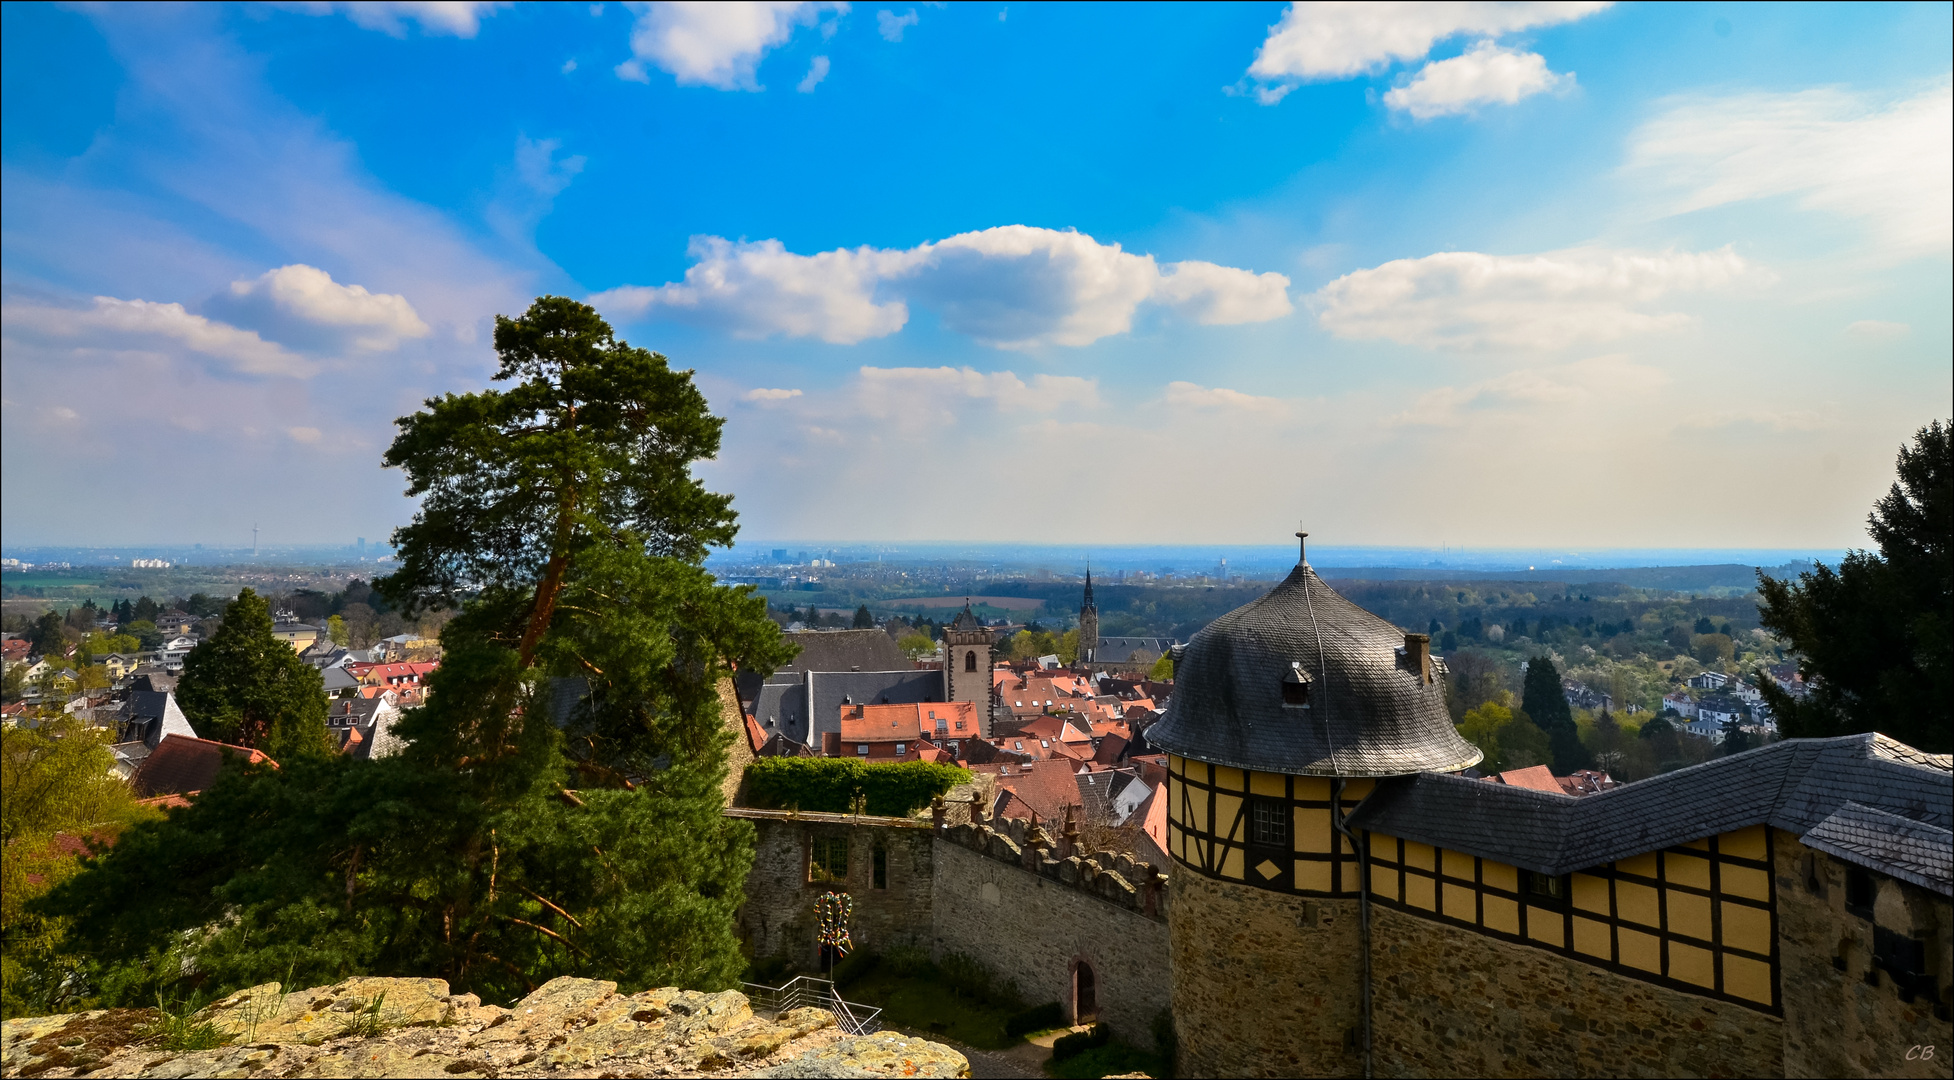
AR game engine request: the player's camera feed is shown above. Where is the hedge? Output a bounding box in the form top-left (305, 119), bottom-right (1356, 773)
top-left (743, 757), bottom-right (969, 817)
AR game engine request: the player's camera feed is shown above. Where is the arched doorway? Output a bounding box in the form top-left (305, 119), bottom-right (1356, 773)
top-left (1072, 959), bottom-right (1097, 1023)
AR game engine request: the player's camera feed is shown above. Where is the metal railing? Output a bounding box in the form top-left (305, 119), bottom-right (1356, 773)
top-left (741, 975), bottom-right (883, 1035)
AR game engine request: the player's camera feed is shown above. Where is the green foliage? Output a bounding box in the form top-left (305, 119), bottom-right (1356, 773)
top-left (742, 757), bottom-right (969, 817)
top-left (897, 633), bottom-right (936, 661)
top-left (1006, 1001), bottom-right (1067, 1037)
top-left (1758, 420), bottom-right (1950, 752)
top-left (40, 298), bottom-right (788, 1012)
top-left (1521, 656), bottom-right (1588, 773)
top-left (1455, 701), bottom-right (1552, 774)
top-left (852, 605), bottom-right (875, 629)
top-left (326, 615), bottom-right (349, 647)
top-left (141, 992), bottom-right (232, 1052)
top-left (176, 589), bottom-right (334, 761)
top-left (30, 610), bottom-right (68, 657)
top-left (1148, 651), bottom-right (1173, 681)
top-left (1, 717), bottom-right (158, 1018)
top-left (1690, 633), bottom-right (1735, 664)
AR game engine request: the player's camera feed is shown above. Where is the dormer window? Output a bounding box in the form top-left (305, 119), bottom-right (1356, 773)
top-left (1282, 661), bottom-right (1312, 708)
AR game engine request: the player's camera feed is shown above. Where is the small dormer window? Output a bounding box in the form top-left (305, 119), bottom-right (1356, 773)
top-left (1282, 661), bottom-right (1312, 708)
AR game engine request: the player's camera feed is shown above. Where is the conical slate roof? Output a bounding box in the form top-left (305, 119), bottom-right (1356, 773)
top-left (1148, 562), bottom-right (1482, 777)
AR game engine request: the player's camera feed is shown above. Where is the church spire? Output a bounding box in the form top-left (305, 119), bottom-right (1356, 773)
top-left (1082, 559), bottom-right (1096, 613)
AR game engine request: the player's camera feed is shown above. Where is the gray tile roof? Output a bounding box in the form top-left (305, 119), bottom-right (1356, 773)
top-left (734, 629), bottom-right (908, 702)
top-left (1093, 637), bottom-right (1172, 665)
top-left (1346, 734), bottom-right (1953, 893)
top-left (751, 669), bottom-right (946, 747)
top-left (1147, 563), bottom-right (1482, 777)
top-left (1802, 801), bottom-right (1953, 895)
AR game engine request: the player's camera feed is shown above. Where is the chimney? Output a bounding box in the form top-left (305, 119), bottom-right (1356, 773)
top-left (1404, 633), bottom-right (1432, 684)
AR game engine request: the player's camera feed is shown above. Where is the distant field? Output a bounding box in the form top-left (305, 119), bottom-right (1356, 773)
top-left (890, 595), bottom-right (1048, 611)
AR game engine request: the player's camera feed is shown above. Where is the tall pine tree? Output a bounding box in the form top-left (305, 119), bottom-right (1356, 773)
top-left (176, 589), bottom-right (334, 761)
top-left (1521, 655), bottom-right (1589, 774)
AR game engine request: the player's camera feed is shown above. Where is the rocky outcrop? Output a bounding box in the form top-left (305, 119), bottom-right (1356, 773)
top-left (0, 976), bottom-right (967, 1079)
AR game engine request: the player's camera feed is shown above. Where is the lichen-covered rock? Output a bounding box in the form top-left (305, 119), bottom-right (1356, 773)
top-left (3, 979), bottom-right (965, 1078)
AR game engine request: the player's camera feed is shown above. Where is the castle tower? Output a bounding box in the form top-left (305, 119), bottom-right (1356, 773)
top-left (942, 602), bottom-right (995, 734)
top-left (1077, 563), bottom-right (1098, 669)
top-left (1145, 533), bottom-right (1481, 1077)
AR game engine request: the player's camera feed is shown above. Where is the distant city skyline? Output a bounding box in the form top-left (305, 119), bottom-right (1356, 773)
top-left (3, 3), bottom-right (1948, 548)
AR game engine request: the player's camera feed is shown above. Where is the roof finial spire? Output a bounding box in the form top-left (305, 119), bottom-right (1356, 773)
top-left (1295, 529), bottom-right (1308, 566)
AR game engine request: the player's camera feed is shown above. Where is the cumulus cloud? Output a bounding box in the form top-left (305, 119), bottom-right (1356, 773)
top-left (1627, 81), bottom-right (1954, 257)
top-left (615, 1), bottom-right (844, 90)
top-left (287, 1), bottom-right (510, 38)
top-left (1311, 246), bottom-right (1755, 351)
top-left (742, 387), bottom-right (804, 402)
top-left (797, 55), bottom-right (831, 92)
top-left (877, 8), bottom-right (918, 41)
top-left (515, 136), bottom-right (587, 198)
top-left (217, 264), bottom-right (431, 351)
top-left (1245, 1), bottom-right (1607, 102)
top-left (594, 226), bottom-right (1291, 349)
top-left (2, 296), bottom-right (315, 378)
top-left (1383, 41), bottom-right (1570, 119)
top-left (1164, 381), bottom-right (1289, 417)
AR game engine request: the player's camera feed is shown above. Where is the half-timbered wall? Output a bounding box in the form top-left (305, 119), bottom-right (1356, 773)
top-left (1165, 753), bottom-right (1373, 894)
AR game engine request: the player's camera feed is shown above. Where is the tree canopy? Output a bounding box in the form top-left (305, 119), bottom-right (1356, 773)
top-left (176, 588), bottom-right (334, 760)
top-left (1758, 420), bottom-right (1951, 752)
top-left (1521, 655), bottom-right (1589, 773)
top-left (40, 298), bottom-right (791, 1013)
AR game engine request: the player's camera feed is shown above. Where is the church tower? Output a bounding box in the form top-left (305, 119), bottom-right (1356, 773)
top-left (942, 602), bottom-right (995, 734)
top-left (1077, 564), bottom-right (1099, 668)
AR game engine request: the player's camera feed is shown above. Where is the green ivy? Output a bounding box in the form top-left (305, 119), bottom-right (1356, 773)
top-left (743, 758), bottom-right (968, 817)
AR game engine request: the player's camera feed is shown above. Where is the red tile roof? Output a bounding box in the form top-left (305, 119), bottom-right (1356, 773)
top-left (993, 760), bottom-right (1085, 823)
top-left (1496, 765), bottom-right (1561, 793)
top-left (130, 734), bottom-right (277, 799)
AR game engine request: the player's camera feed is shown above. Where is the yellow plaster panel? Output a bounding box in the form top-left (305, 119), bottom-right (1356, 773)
top-left (1339, 830), bottom-right (1353, 856)
top-left (1721, 825), bottom-right (1767, 861)
top-left (1406, 872), bottom-right (1436, 910)
top-left (1404, 841), bottom-right (1435, 871)
top-left (1571, 916), bottom-right (1612, 959)
top-left (1725, 954), bottom-right (1773, 1005)
top-left (1721, 865), bottom-right (1770, 902)
top-left (1571, 873), bottom-right (1610, 915)
top-left (1370, 866), bottom-right (1400, 902)
top-left (1667, 890), bottom-right (1712, 941)
top-left (1619, 928), bottom-right (1661, 973)
top-left (1616, 882), bottom-right (1660, 928)
top-left (1442, 882), bottom-right (1476, 921)
top-left (1295, 777), bottom-right (1330, 802)
top-left (1527, 909), bottom-right (1564, 947)
top-left (1214, 765), bottom-right (1244, 792)
top-left (1616, 852), bottom-right (1658, 879)
top-left (1294, 807), bottom-right (1332, 853)
top-left (1188, 789), bottom-right (1210, 833)
top-left (1187, 760), bottom-right (1210, 786)
top-left (1483, 894), bottom-right (1519, 935)
top-left (1249, 770), bottom-right (1285, 797)
top-left (1215, 794), bottom-right (1243, 844)
top-left (1721, 901), bottom-right (1772, 954)
top-left (1665, 852), bottom-right (1710, 890)
top-left (1296, 859), bottom-right (1333, 893)
top-left (1669, 943), bottom-right (1714, 987)
top-left (1340, 778), bottom-right (1375, 802)
top-left (1442, 849), bottom-right (1476, 882)
top-left (1482, 861), bottom-right (1518, 893)
top-left (1220, 845), bottom-right (1243, 881)
top-left (1170, 755), bottom-right (1183, 777)
top-left (1682, 837), bottom-right (1709, 851)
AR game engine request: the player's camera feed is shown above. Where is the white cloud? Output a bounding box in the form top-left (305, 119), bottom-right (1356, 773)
top-left (221, 265), bottom-right (431, 352)
top-left (597, 226), bottom-right (1292, 349)
top-left (1846, 320), bottom-right (1910, 339)
top-left (2, 297), bottom-right (315, 378)
top-left (1312, 246), bottom-right (1755, 351)
top-left (1677, 410), bottom-right (1835, 433)
top-left (1154, 260), bottom-right (1294, 325)
top-left (1164, 381), bottom-right (1289, 417)
top-left (592, 236), bottom-right (911, 344)
top-left (797, 55), bottom-right (831, 92)
top-left (561, 58), bottom-right (579, 73)
top-left (615, 1), bottom-right (844, 90)
top-left (1383, 41), bottom-right (1570, 119)
top-left (1627, 82), bottom-right (1954, 257)
top-left (1246, 1), bottom-right (1607, 98)
top-left (514, 136), bottom-right (587, 198)
top-left (288, 1), bottom-right (509, 38)
top-left (287, 426), bottom-right (325, 444)
top-left (742, 387), bottom-right (804, 402)
top-left (877, 8), bottom-right (918, 41)
top-left (855, 366), bottom-right (1099, 432)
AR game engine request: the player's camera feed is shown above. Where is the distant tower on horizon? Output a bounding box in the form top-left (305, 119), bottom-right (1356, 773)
top-left (252, 522), bottom-right (259, 557)
top-left (1078, 562), bottom-right (1098, 667)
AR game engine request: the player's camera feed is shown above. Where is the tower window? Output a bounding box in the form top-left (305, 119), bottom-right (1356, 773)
top-left (1250, 798), bottom-right (1288, 848)
top-left (965, 650), bottom-right (978, 672)
top-left (1845, 866), bottom-right (1876, 918)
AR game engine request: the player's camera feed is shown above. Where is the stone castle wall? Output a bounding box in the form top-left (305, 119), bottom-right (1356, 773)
top-left (735, 812), bottom-right (936, 966)
top-left (1368, 904), bottom-right (1785, 1078)
top-left (1774, 830), bottom-right (1953, 1079)
top-left (1168, 873), bottom-right (1364, 1078)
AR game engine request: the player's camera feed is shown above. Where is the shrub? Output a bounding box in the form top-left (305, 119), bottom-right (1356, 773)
top-left (938, 951), bottom-right (995, 1002)
top-left (883, 945), bottom-right (932, 978)
top-left (1051, 1023), bottom-right (1109, 1061)
top-left (1005, 1001), bottom-right (1065, 1037)
top-left (829, 949), bottom-right (879, 987)
top-left (743, 758), bottom-right (969, 817)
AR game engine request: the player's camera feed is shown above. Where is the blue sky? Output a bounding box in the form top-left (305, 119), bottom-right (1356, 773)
top-left (3, 1), bottom-right (1948, 550)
